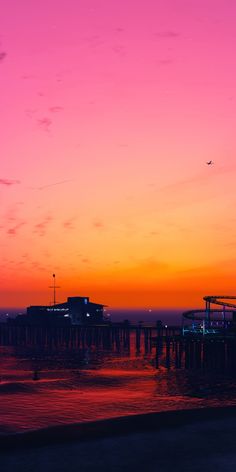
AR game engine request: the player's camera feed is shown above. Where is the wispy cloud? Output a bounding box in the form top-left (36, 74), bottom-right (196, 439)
top-left (21, 253), bottom-right (29, 260)
top-left (37, 117), bottom-right (52, 133)
top-left (145, 164), bottom-right (236, 213)
top-left (93, 220), bottom-right (104, 229)
top-left (112, 45), bottom-right (126, 57)
top-left (114, 27), bottom-right (125, 34)
top-left (136, 257), bottom-right (168, 271)
top-left (31, 180), bottom-right (72, 190)
top-left (81, 258), bottom-right (90, 264)
top-left (21, 74), bottom-right (37, 80)
top-left (149, 231), bottom-right (160, 236)
top-left (63, 218), bottom-right (76, 230)
top-left (22, 261), bottom-right (46, 272)
top-left (34, 216), bottom-right (52, 237)
top-left (49, 106), bottom-right (64, 113)
top-left (155, 31), bottom-right (180, 38)
top-left (158, 165), bottom-right (233, 194)
top-left (158, 59), bottom-right (173, 66)
top-left (0, 179), bottom-right (20, 186)
top-left (82, 35), bottom-right (105, 49)
top-left (119, 257), bottom-right (168, 275)
top-left (0, 51), bottom-right (6, 62)
top-left (7, 222), bottom-right (25, 236)
top-left (25, 108), bottom-right (37, 118)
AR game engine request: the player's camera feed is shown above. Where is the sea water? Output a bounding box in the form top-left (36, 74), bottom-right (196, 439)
top-left (1, 329), bottom-right (236, 434)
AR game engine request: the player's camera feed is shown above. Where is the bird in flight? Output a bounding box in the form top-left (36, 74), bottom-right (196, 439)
top-left (206, 160), bottom-right (214, 165)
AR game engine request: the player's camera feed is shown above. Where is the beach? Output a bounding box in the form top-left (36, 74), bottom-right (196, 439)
top-left (1, 407), bottom-right (236, 472)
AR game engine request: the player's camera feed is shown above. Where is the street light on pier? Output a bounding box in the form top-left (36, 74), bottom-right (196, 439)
top-left (49, 273), bottom-right (60, 305)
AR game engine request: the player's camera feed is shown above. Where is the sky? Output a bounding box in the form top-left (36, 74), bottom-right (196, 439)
top-left (1, 0), bottom-right (236, 309)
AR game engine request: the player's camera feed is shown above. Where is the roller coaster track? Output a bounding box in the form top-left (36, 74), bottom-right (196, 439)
top-left (183, 296), bottom-right (236, 322)
top-left (203, 296), bottom-right (236, 309)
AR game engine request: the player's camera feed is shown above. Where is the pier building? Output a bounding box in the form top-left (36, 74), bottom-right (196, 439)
top-left (10, 297), bottom-right (105, 326)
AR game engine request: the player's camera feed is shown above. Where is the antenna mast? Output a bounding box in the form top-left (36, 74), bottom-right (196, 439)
top-left (49, 274), bottom-right (60, 305)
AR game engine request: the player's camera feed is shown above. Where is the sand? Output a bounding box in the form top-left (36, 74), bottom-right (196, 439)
top-left (1, 407), bottom-right (236, 472)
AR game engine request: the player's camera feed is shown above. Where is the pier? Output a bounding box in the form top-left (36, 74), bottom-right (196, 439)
top-left (0, 322), bottom-right (180, 350)
top-left (182, 295), bottom-right (236, 335)
top-left (1, 322), bottom-right (236, 372)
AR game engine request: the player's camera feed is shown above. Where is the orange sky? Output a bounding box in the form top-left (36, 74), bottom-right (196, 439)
top-left (1, 0), bottom-right (236, 309)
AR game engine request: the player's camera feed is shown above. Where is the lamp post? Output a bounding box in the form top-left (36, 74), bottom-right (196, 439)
top-left (49, 274), bottom-right (60, 305)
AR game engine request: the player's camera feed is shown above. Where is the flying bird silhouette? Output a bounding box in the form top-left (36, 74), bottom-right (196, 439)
top-left (206, 160), bottom-right (214, 165)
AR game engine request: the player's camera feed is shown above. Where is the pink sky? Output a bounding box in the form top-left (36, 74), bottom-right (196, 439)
top-left (1, 0), bottom-right (236, 308)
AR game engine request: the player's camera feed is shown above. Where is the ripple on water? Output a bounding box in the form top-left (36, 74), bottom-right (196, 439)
top-left (1, 344), bottom-right (236, 433)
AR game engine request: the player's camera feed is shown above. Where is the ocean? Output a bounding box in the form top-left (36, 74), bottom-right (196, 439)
top-left (1, 328), bottom-right (236, 435)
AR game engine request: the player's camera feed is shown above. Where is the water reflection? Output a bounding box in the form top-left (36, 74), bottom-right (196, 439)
top-left (0, 337), bottom-right (236, 434)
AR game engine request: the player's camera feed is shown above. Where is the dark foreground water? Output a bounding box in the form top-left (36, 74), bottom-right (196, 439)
top-left (1, 332), bottom-right (236, 435)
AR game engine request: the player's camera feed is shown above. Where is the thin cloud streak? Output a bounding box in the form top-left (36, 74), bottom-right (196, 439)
top-left (158, 164), bottom-right (235, 194)
top-left (49, 106), bottom-right (64, 113)
top-left (155, 31), bottom-right (180, 38)
top-left (0, 179), bottom-right (20, 186)
top-left (31, 180), bottom-right (73, 190)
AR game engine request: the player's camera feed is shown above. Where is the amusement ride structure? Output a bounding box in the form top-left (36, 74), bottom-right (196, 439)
top-left (182, 296), bottom-right (236, 335)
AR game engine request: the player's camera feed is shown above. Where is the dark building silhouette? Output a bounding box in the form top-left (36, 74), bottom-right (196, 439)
top-left (9, 297), bottom-right (106, 326)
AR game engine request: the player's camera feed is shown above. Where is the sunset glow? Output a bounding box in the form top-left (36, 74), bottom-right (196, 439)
top-left (1, 0), bottom-right (236, 308)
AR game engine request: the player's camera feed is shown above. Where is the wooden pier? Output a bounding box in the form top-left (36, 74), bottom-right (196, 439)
top-left (1, 322), bottom-right (236, 371)
top-left (0, 322), bottom-right (180, 351)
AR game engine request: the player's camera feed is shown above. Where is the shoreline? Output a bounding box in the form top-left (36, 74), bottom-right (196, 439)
top-left (2, 405), bottom-right (236, 450)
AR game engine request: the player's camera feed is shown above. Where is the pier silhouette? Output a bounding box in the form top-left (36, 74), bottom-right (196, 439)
top-left (0, 321), bottom-right (236, 373)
